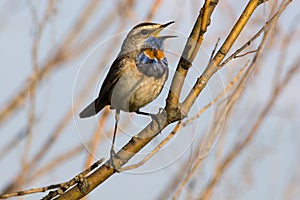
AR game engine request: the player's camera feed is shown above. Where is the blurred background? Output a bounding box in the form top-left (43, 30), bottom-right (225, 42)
top-left (0, 0), bottom-right (299, 199)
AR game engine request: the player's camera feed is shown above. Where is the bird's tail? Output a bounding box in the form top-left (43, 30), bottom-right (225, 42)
top-left (79, 99), bottom-right (105, 118)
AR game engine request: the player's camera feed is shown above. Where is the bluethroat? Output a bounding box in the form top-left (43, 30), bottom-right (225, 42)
top-left (79, 21), bottom-right (175, 165)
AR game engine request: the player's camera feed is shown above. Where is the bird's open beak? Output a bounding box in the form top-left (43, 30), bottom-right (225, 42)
top-left (154, 21), bottom-right (177, 39)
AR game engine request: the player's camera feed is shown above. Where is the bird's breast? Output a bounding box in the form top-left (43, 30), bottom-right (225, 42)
top-left (110, 59), bottom-right (167, 112)
top-left (136, 48), bottom-right (168, 78)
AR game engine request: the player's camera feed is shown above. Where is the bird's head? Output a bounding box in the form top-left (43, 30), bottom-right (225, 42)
top-left (120, 21), bottom-right (176, 55)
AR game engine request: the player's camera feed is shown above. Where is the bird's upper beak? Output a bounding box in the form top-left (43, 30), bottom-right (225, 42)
top-left (160, 21), bottom-right (175, 29)
top-left (154, 21), bottom-right (177, 39)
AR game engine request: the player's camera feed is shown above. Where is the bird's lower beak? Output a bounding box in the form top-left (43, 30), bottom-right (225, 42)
top-left (154, 21), bottom-right (176, 39)
top-left (157, 35), bottom-right (177, 40)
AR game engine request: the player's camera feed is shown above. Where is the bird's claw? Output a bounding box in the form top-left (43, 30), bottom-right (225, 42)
top-left (149, 108), bottom-right (165, 132)
top-left (109, 149), bottom-right (120, 173)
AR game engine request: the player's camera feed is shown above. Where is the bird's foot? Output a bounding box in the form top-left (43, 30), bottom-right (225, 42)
top-left (136, 109), bottom-right (165, 132)
top-left (150, 108), bottom-right (166, 132)
top-left (109, 149), bottom-right (120, 173)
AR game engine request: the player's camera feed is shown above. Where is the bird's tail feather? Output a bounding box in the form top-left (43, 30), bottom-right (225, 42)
top-left (79, 99), bottom-right (104, 118)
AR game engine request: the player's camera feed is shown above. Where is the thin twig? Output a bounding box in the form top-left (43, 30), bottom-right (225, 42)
top-left (209, 38), bottom-right (220, 62)
top-left (219, 0), bottom-right (290, 67)
top-left (145, 0), bottom-right (162, 21)
top-left (31, 145), bottom-right (85, 181)
top-left (0, 127), bottom-right (27, 159)
top-left (234, 49), bottom-right (258, 58)
top-left (0, 158), bottom-right (104, 199)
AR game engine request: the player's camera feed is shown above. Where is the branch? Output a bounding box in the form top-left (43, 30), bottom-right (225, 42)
top-left (181, 0), bottom-right (265, 115)
top-left (54, 110), bottom-right (168, 200)
top-left (166, 0), bottom-right (219, 122)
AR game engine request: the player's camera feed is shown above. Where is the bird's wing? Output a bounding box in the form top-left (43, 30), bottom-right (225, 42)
top-left (95, 53), bottom-right (134, 108)
top-left (80, 52), bottom-right (136, 118)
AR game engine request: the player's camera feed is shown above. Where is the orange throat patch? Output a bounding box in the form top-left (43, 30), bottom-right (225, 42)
top-left (144, 49), bottom-right (165, 61)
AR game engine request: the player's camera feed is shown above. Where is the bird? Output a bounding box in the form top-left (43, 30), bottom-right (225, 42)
top-left (79, 21), bottom-right (175, 165)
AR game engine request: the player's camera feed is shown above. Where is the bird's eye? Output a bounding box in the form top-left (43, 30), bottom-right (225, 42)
top-left (141, 29), bottom-right (149, 35)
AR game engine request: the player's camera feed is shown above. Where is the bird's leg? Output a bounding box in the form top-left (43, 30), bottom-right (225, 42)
top-left (135, 110), bottom-right (161, 131)
top-left (109, 109), bottom-right (120, 171)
